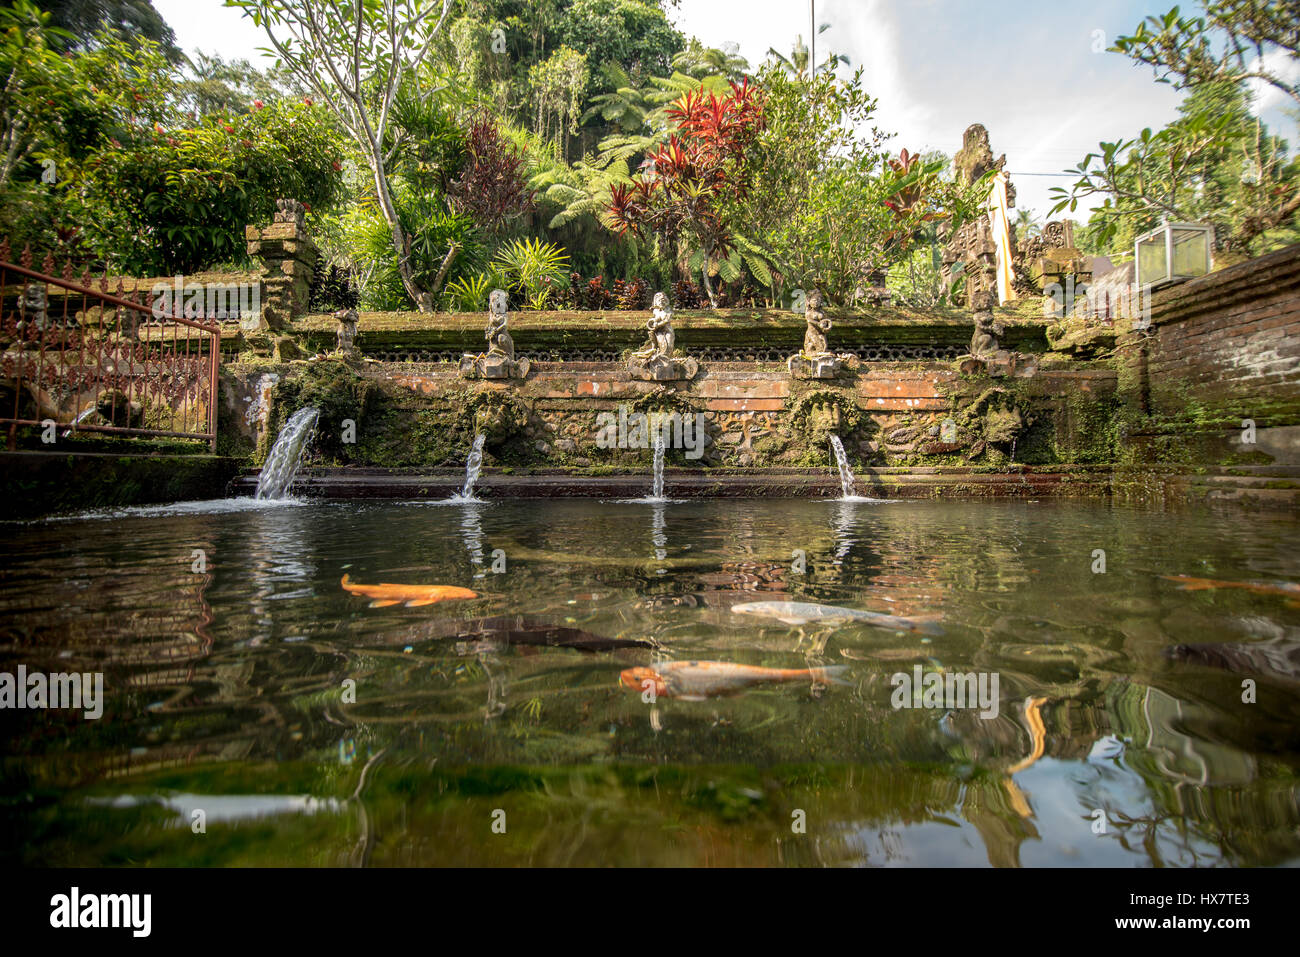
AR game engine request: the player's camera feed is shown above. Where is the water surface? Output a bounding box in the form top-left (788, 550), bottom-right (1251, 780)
top-left (2, 498), bottom-right (1298, 866)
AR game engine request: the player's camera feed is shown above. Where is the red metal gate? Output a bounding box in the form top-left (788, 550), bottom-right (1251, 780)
top-left (0, 243), bottom-right (221, 451)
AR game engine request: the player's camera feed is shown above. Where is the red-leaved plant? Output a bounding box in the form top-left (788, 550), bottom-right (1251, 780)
top-left (607, 78), bottom-right (764, 308)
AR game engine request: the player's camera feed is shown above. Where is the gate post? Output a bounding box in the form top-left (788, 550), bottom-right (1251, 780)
top-left (245, 199), bottom-right (318, 322)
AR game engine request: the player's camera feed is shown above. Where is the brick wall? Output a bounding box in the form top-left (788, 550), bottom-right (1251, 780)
top-left (1121, 243), bottom-right (1300, 424)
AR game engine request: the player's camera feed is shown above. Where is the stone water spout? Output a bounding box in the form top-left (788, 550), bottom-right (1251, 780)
top-left (828, 435), bottom-right (857, 499)
top-left (454, 434), bottom-right (487, 502)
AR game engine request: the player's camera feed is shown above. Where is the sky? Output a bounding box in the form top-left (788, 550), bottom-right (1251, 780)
top-left (153, 0), bottom-right (1299, 218)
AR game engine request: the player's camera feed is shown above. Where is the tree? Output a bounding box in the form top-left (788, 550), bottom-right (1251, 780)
top-left (607, 78), bottom-right (766, 307)
top-left (1051, 2), bottom-right (1300, 253)
top-left (1050, 79), bottom-right (1298, 255)
top-left (19, 0), bottom-right (183, 61)
top-left (225, 0), bottom-right (458, 310)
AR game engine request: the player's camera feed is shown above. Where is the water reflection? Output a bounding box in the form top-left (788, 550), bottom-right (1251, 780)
top-left (2, 499), bottom-right (1298, 866)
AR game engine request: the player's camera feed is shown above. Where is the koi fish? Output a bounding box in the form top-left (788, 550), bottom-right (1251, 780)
top-left (341, 573), bottom-right (478, 608)
top-left (1162, 575), bottom-right (1300, 602)
top-left (450, 616), bottom-right (659, 654)
top-left (731, 600), bottom-right (942, 635)
top-left (1167, 638), bottom-right (1300, 684)
top-left (619, 660), bottom-right (849, 700)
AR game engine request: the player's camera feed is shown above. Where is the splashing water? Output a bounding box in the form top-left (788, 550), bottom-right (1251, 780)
top-left (453, 434), bottom-right (486, 502)
top-left (828, 435), bottom-right (858, 499)
top-left (255, 407), bottom-right (319, 500)
top-left (648, 428), bottom-right (667, 502)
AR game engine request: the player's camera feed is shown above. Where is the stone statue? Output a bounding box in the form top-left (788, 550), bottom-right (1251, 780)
top-left (634, 292), bottom-right (675, 359)
top-left (334, 308), bottom-right (359, 356)
top-left (485, 289), bottom-right (515, 359)
top-left (802, 288), bottom-right (831, 355)
top-left (19, 283), bottom-right (49, 332)
top-left (273, 198), bottom-right (306, 230)
top-left (628, 292), bottom-right (697, 381)
top-left (460, 289), bottom-right (529, 379)
top-left (787, 287), bottom-right (855, 379)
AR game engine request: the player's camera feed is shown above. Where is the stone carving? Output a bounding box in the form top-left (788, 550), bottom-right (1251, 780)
top-left (1021, 219), bottom-right (1093, 316)
top-left (334, 308), bottom-right (360, 356)
top-left (246, 198), bottom-right (318, 318)
top-left (788, 288), bottom-right (856, 379)
top-left (274, 198), bottom-right (307, 229)
top-left (940, 125), bottom-right (1020, 374)
top-left (628, 292), bottom-right (698, 381)
top-left (18, 283), bottom-right (50, 332)
top-left (460, 289), bottom-right (530, 379)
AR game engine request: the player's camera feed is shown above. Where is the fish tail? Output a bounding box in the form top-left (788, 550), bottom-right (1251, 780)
top-left (340, 573), bottom-right (353, 590)
top-left (805, 665), bottom-right (851, 686)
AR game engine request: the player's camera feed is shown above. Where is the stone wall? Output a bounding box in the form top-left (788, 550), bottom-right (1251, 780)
top-left (1119, 242), bottom-right (1300, 465)
top-left (226, 356), bottom-right (1118, 472)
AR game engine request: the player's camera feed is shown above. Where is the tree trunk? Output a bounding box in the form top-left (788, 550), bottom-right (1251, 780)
top-left (369, 160), bottom-right (431, 311)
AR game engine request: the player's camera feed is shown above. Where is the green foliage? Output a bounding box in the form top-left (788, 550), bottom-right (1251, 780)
top-left (728, 65), bottom-right (975, 305)
top-left (32, 0), bottom-right (182, 61)
top-left (443, 272), bottom-right (497, 311)
top-left (1052, 2), bottom-right (1300, 255)
top-left (492, 237), bottom-right (569, 308)
top-left (74, 99), bottom-right (345, 273)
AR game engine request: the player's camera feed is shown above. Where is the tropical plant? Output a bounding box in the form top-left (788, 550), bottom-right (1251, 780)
top-left (1050, 2), bottom-right (1300, 254)
top-left (443, 272), bottom-right (497, 312)
top-left (72, 98), bottom-right (345, 273)
top-left (447, 114), bottom-right (534, 238)
top-left (493, 237), bottom-right (570, 308)
top-left (607, 78), bottom-right (767, 307)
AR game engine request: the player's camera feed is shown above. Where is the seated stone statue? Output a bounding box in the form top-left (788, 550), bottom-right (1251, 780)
top-left (788, 287), bottom-right (855, 379)
top-left (633, 292), bottom-right (675, 359)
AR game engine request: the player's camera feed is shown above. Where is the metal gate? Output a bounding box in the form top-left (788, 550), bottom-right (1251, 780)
top-left (1, 243), bottom-right (221, 451)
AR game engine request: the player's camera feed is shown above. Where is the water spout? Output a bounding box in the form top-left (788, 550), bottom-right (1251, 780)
top-left (255, 407), bottom-right (319, 500)
top-left (648, 428), bottom-right (666, 502)
top-left (828, 435), bottom-right (857, 499)
top-left (454, 434), bottom-right (486, 502)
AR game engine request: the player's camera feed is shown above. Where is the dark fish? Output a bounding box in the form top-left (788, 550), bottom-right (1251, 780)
top-left (450, 616), bottom-right (658, 654)
top-left (1167, 638), bottom-right (1300, 683)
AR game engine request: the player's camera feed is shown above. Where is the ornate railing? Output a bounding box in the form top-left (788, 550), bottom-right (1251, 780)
top-left (1, 243), bottom-right (220, 451)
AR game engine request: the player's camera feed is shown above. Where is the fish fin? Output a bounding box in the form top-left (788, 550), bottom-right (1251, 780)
top-left (369, 599), bottom-right (401, 608)
top-left (677, 694), bottom-right (707, 702)
top-left (777, 616), bottom-right (810, 626)
top-left (404, 599), bottom-right (439, 607)
top-left (810, 665), bottom-right (851, 686)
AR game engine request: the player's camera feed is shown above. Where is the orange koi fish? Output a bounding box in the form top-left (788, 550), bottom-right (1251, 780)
top-left (620, 660), bottom-right (848, 700)
top-left (1162, 575), bottom-right (1300, 602)
top-left (340, 573), bottom-right (478, 608)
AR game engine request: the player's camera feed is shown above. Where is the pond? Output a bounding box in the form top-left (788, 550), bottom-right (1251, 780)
top-left (2, 497), bottom-right (1298, 867)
